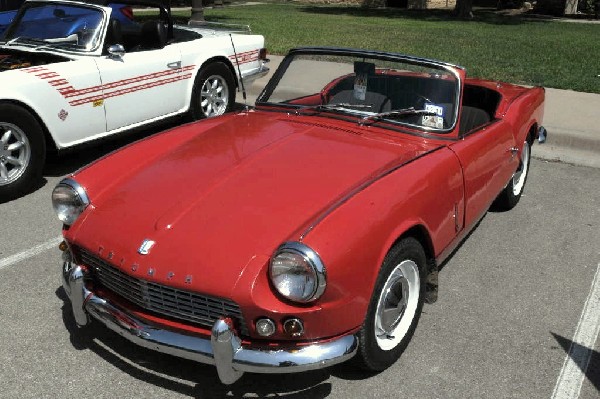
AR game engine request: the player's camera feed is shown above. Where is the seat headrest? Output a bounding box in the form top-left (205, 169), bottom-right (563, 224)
top-left (140, 20), bottom-right (167, 50)
top-left (105, 18), bottom-right (122, 48)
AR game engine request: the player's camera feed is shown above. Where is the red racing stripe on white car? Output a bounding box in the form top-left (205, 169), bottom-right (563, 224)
top-left (69, 73), bottom-right (194, 106)
top-left (23, 65), bottom-right (196, 107)
top-left (228, 49), bottom-right (259, 65)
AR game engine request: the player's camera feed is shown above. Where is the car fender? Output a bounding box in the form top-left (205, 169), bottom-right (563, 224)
top-left (0, 71), bottom-right (60, 147)
top-left (0, 57), bottom-right (106, 149)
top-left (503, 86), bottom-right (545, 145)
top-left (178, 33), bottom-right (265, 109)
top-left (297, 146), bottom-right (465, 331)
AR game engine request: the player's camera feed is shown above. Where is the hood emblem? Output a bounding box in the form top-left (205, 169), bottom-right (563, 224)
top-left (58, 109), bottom-right (68, 121)
top-left (138, 239), bottom-right (155, 255)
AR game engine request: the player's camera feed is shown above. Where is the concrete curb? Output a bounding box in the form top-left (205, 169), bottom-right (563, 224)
top-left (532, 88), bottom-right (600, 169)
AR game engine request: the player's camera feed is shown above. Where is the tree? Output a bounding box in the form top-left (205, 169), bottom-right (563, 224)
top-left (454, 0), bottom-right (474, 19)
top-left (190, 0), bottom-right (204, 23)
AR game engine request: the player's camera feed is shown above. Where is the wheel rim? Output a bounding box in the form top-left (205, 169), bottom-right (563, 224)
top-left (374, 259), bottom-right (420, 351)
top-left (200, 75), bottom-right (229, 117)
top-left (0, 122), bottom-right (31, 186)
top-left (512, 140), bottom-right (530, 196)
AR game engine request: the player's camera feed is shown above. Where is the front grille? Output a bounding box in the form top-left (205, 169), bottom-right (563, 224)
top-left (78, 248), bottom-right (248, 335)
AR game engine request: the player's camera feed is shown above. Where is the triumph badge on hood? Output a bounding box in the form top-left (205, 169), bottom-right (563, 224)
top-left (138, 239), bottom-right (155, 255)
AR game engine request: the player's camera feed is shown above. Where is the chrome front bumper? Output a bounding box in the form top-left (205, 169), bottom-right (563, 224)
top-left (61, 258), bottom-right (358, 385)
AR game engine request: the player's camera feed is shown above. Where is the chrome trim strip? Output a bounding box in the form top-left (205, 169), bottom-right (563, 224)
top-left (57, 177), bottom-right (90, 208)
top-left (240, 63), bottom-right (270, 86)
top-left (61, 258), bottom-right (358, 385)
top-left (288, 46), bottom-right (465, 70)
top-left (271, 242), bottom-right (327, 302)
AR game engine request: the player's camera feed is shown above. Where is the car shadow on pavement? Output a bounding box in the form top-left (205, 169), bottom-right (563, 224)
top-left (551, 332), bottom-right (600, 392)
top-left (55, 284), bottom-right (335, 398)
top-left (43, 118), bottom-right (184, 179)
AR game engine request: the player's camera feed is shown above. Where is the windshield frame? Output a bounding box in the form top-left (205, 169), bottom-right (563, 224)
top-left (1, 0), bottom-right (109, 54)
top-left (256, 47), bottom-right (465, 135)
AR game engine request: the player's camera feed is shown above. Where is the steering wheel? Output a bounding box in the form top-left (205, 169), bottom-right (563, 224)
top-left (393, 90), bottom-right (433, 109)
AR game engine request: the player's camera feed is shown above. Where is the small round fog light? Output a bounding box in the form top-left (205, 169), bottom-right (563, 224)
top-left (283, 318), bottom-right (304, 337)
top-left (255, 318), bottom-right (276, 337)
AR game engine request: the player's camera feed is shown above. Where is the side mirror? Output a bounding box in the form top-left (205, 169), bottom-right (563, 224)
top-left (108, 44), bottom-right (125, 59)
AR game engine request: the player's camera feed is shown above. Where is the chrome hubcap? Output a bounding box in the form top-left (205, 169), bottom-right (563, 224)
top-left (200, 75), bottom-right (229, 117)
top-left (0, 123), bottom-right (31, 186)
top-left (374, 259), bottom-right (420, 351)
top-left (512, 140), bottom-right (530, 196)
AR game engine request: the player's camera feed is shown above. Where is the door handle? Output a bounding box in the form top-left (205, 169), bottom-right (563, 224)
top-left (508, 147), bottom-right (519, 157)
top-left (167, 61), bottom-right (181, 69)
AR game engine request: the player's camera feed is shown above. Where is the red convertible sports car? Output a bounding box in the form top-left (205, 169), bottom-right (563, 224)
top-left (54, 47), bottom-right (545, 384)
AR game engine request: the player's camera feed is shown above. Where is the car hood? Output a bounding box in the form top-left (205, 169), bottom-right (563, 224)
top-left (0, 49), bottom-right (71, 74)
top-left (69, 112), bottom-right (441, 298)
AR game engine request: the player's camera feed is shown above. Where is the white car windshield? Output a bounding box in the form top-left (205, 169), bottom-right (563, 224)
top-left (3, 3), bottom-right (104, 51)
top-left (258, 51), bottom-right (461, 132)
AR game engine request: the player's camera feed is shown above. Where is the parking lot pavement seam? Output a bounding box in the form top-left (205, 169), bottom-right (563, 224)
top-left (0, 236), bottom-right (62, 271)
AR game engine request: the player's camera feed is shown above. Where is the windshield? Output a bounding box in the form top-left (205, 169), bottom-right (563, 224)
top-left (3, 2), bottom-right (104, 51)
top-left (258, 51), bottom-right (461, 132)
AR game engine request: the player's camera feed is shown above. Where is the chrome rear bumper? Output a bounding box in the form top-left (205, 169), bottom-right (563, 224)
top-left (61, 258), bottom-right (358, 385)
top-left (240, 61), bottom-right (269, 86)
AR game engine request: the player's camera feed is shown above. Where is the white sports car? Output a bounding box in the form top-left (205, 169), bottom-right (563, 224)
top-left (0, 0), bottom-right (268, 199)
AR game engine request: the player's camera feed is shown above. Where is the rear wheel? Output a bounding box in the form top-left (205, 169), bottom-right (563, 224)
top-left (0, 104), bottom-right (45, 201)
top-left (493, 138), bottom-right (531, 211)
top-left (189, 62), bottom-right (235, 120)
top-left (355, 237), bottom-right (426, 371)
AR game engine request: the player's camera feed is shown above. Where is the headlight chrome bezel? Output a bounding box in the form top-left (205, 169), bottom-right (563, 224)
top-left (52, 178), bottom-right (90, 226)
top-left (269, 242), bottom-right (327, 304)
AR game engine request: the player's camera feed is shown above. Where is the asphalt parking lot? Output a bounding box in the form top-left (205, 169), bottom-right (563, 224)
top-left (1, 81), bottom-right (599, 398)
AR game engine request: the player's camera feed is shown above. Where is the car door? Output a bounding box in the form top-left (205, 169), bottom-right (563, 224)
top-left (94, 44), bottom-right (185, 132)
top-left (449, 117), bottom-right (517, 229)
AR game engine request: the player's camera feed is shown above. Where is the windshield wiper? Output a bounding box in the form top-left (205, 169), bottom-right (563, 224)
top-left (360, 107), bottom-right (437, 125)
top-left (5, 37), bottom-right (47, 46)
top-left (295, 102), bottom-right (374, 115)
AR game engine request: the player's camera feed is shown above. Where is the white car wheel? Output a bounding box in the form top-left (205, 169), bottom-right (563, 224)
top-left (190, 62), bottom-right (236, 120)
top-left (0, 104), bottom-right (45, 201)
top-left (493, 137), bottom-right (532, 211)
top-left (374, 259), bottom-right (421, 351)
top-left (200, 74), bottom-right (230, 117)
top-left (512, 139), bottom-right (530, 196)
top-left (0, 122), bottom-right (31, 186)
top-left (355, 237), bottom-right (426, 371)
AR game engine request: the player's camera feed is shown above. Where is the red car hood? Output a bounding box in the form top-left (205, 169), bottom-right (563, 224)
top-left (70, 112), bottom-right (440, 298)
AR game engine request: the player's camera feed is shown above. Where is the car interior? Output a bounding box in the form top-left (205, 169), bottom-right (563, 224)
top-left (104, 18), bottom-right (169, 52)
top-left (324, 72), bottom-right (501, 134)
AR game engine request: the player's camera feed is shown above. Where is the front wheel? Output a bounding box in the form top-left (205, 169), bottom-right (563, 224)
top-left (189, 62), bottom-right (236, 120)
top-left (355, 237), bottom-right (426, 371)
top-left (493, 138), bottom-right (531, 211)
top-left (0, 104), bottom-right (46, 201)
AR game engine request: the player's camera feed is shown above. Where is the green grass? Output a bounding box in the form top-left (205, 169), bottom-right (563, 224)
top-left (171, 3), bottom-right (600, 93)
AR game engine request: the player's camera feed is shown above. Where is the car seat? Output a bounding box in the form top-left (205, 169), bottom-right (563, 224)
top-left (139, 20), bottom-right (167, 50)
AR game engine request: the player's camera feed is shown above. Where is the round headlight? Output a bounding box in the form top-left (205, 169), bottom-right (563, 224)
top-left (52, 178), bottom-right (89, 225)
top-left (269, 242), bottom-right (326, 303)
